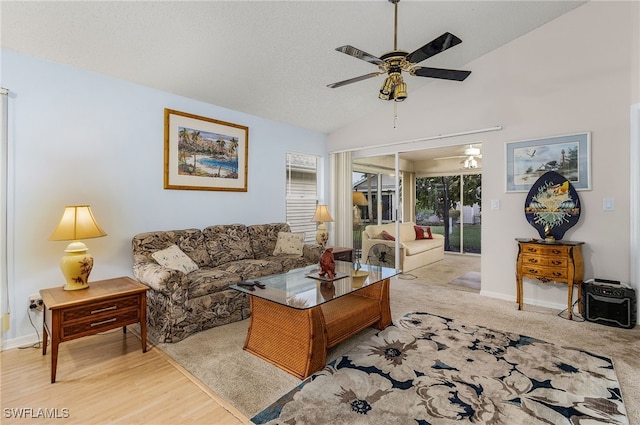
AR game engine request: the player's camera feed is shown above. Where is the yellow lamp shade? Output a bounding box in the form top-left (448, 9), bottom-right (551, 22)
top-left (50, 206), bottom-right (107, 241)
top-left (311, 205), bottom-right (333, 223)
top-left (352, 191), bottom-right (368, 206)
top-left (50, 206), bottom-right (107, 290)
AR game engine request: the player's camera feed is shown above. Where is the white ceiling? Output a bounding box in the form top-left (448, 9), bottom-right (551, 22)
top-left (1, 1), bottom-right (584, 134)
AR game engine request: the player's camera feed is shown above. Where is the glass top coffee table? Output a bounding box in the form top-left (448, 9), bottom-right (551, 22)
top-left (231, 261), bottom-right (398, 379)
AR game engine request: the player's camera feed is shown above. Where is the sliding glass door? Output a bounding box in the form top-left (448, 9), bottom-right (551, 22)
top-left (415, 173), bottom-right (481, 254)
top-left (352, 155), bottom-right (402, 266)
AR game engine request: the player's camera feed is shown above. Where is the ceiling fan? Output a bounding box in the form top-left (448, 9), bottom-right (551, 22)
top-left (327, 0), bottom-right (471, 102)
top-left (434, 145), bottom-right (482, 169)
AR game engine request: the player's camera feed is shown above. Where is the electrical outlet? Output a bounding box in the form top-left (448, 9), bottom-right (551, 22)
top-left (28, 294), bottom-right (44, 312)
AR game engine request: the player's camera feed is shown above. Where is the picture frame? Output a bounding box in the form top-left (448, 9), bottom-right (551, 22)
top-left (164, 108), bottom-right (249, 191)
top-left (505, 132), bottom-right (591, 192)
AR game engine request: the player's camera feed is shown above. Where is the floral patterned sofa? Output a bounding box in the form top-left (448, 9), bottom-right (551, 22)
top-left (132, 223), bottom-right (323, 343)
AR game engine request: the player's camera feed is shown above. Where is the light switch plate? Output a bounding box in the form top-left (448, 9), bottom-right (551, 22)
top-left (603, 198), bottom-right (615, 211)
top-left (491, 200), bottom-right (500, 210)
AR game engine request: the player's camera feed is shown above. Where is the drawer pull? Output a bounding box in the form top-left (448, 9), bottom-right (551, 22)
top-left (91, 305), bottom-right (117, 314)
top-left (90, 317), bottom-right (117, 327)
top-left (551, 260), bottom-right (563, 265)
top-left (526, 247), bottom-right (538, 253)
top-left (527, 269), bottom-right (538, 274)
top-left (551, 249), bottom-right (562, 254)
top-left (527, 258), bottom-right (538, 263)
top-left (552, 272), bottom-right (563, 277)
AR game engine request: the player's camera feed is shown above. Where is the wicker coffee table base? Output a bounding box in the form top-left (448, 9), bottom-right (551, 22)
top-left (243, 278), bottom-right (391, 379)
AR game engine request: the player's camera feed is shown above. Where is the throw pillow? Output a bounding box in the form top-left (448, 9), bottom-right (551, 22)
top-left (414, 226), bottom-right (433, 240)
top-left (273, 232), bottom-right (305, 256)
top-left (425, 226), bottom-right (433, 239)
top-left (151, 245), bottom-right (199, 274)
top-left (380, 230), bottom-right (395, 241)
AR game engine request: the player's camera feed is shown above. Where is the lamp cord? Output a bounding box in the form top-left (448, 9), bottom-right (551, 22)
top-left (18, 309), bottom-right (42, 349)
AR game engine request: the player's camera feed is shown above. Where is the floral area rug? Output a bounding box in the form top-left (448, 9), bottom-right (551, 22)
top-left (251, 312), bottom-right (628, 425)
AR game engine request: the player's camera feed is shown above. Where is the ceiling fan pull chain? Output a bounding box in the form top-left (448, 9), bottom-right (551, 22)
top-left (393, 102), bottom-right (398, 129)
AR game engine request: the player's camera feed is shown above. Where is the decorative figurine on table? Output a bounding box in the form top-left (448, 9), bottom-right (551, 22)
top-left (318, 248), bottom-right (336, 279)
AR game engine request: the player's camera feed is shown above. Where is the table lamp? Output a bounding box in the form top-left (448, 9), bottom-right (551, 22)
top-left (49, 205), bottom-right (107, 290)
top-left (311, 204), bottom-right (333, 246)
top-left (352, 191), bottom-right (368, 225)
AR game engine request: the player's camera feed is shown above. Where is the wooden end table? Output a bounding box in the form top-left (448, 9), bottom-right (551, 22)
top-left (326, 246), bottom-right (354, 262)
top-left (40, 276), bottom-right (149, 383)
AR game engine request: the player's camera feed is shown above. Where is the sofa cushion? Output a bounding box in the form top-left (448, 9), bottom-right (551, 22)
top-left (218, 259), bottom-right (284, 281)
top-left (365, 223), bottom-right (388, 240)
top-left (151, 245), bottom-right (199, 274)
top-left (203, 224), bottom-right (254, 267)
top-left (403, 237), bottom-right (444, 256)
top-left (248, 223), bottom-right (291, 259)
top-left (399, 222), bottom-right (417, 242)
top-left (366, 222), bottom-right (416, 242)
top-left (268, 254), bottom-right (315, 271)
top-left (187, 268), bottom-right (244, 298)
top-left (272, 232), bottom-right (305, 256)
top-left (132, 229), bottom-right (211, 267)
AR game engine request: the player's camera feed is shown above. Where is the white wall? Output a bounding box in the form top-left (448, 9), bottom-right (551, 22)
top-left (330, 2), bottom-right (639, 310)
top-left (0, 49), bottom-right (328, 347)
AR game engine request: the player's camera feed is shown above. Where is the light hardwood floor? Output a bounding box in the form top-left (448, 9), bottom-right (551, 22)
top-left (1, 328), bottom-right (250, 424)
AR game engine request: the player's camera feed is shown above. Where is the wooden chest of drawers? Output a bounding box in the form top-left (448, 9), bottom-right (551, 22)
top-left (516, 239), bottom-right (584, 319)
top-left (40, 276), bottom-right (149, 383)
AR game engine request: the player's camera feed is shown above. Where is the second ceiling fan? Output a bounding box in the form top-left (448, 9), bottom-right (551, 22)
top-left (434, 145), bottom-right (482, 169)
top-left (327, 0), bottom-right (471, 102)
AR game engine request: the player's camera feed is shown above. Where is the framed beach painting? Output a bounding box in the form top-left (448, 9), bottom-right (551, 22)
top-left (164, 109), bottom-right (249, 191)
top-left (505, 132), bottom-right (591, 192)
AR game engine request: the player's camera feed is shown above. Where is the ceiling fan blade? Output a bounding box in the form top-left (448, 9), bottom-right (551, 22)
top-left (406, 32), bottom-right (463, 65)
top-left (434, 155), bottom-right (466, 160)
top-left (412, 66), bottom-right (471, 81)
top-left (335, 45), bottom-right (385, 66)
top-left (327, 72), bottom-right (381, 89)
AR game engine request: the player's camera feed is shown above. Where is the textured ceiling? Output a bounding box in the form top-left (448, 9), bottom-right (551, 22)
top-left (1, 1), bottom-right (584, 134)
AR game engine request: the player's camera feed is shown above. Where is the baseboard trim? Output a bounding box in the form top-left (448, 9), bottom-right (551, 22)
top-left (1, 332), bottom-right (41, 351)
top-left (480, 290), bottom-right (566, 311)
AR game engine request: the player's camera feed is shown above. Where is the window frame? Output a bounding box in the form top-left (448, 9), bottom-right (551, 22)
top-left (285, 152), bottom-right (322, 243)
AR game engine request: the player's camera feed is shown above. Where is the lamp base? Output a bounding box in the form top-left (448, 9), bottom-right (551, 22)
top-left (60, 242), bottom-right (93, 291)
top-left (353, 205), bottom-right (362, 225)
top-left (316, 223), bottom-right (329, 246)
top-left (64, 281), bottom-right (90, 291)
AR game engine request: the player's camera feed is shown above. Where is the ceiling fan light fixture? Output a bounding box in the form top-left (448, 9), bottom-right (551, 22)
top-left (394, 80), bottom-right (407, 102)
top-left (379, 76), bottom-right (394, 97)
top-left (463, 156), bottom-right (478, 169)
